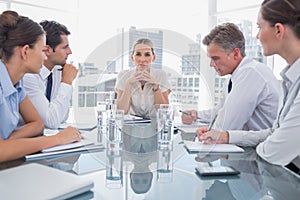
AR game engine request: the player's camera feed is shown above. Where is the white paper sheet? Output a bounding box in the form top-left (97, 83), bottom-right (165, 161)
top-left (42, 140), bottom-right (94, 153)
top-left (184, 141), bottom-right (244, 153)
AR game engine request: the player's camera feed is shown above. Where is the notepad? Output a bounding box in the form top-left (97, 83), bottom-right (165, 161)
top-left (124, 114), bottom-right (143, 121)
top-left (184, 141), bottom-right (244, 153)
top-left (58, 123), bottom-right (97, 131)
top-left (0, 163), bottom-right (94, 200)
top-left (42, 140), bottom-right (94, 153)
top-left (26, 144), bottom-right (104, 161)
top-left (124, 115), bottom-right (151, 124)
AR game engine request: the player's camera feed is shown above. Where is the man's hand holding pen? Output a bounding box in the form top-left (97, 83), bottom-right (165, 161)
top-left (197, 128), bottom-right (229, 144)
top-left (180, 110), bottom-right (198, 124)
top-left (196, 114), bottom-right (229, 144)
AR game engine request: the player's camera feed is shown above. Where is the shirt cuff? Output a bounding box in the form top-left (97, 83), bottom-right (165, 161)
top-left (227, 130), bottom-right (243, 144)
top-left (196, 111), bottom-right (210, 123)
top-left (57, 82), bottom-right (73, 97)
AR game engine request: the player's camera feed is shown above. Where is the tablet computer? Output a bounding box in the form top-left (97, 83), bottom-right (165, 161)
top-left (195, 166), bottom-right (240, 176)
top-left (0, 163), bottom-right (94, 200)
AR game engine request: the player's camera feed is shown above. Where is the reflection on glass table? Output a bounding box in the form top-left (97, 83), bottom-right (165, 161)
top-left (1, 119), bottom-right (299, 200)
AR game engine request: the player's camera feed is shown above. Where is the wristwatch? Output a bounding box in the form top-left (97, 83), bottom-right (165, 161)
top-left (152, 85), bottom-right (160, 92)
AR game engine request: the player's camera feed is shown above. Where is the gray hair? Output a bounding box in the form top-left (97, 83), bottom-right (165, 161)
top-left (202, 22), bottom-right (246, 56)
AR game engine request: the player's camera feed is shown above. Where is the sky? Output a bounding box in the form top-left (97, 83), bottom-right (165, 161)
top-left (74, 0), bottom-right (209, 62)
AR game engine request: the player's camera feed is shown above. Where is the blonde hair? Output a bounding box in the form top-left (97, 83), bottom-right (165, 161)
top-left (131, 38), bottom-right (155, 55)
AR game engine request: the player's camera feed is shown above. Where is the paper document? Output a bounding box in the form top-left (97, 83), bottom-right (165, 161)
top-left (42, 140), bottom-right (94, 153)
top-left (124, 115), bottom-right (151, 124)
top-left (76, 124), bottom-right (97, 131)
top-left (26, 144), bottom-right (104, 161)
top-left (58, 123), bottom-right (97, 131)
top-left (184, 141), bottom-right (244, 153)
top-left (124, 114), bottom-right (143, 120)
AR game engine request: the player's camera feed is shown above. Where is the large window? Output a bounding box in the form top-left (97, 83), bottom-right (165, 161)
top-left (214, 0), bottom-right (285, 79)
top-left (0, 1), bottom-right (283, 124)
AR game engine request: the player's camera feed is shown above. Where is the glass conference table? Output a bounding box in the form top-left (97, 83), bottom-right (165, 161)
top-left (1, 119), bottom-right (300, 200)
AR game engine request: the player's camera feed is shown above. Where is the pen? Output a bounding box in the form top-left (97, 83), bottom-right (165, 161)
top-left (207, 114), bottom-right (218, 131)
top-left (179, 110), bottom-right (201, 120)
top-left (58, 62), bottom-right (69, 71)
top-left (75, 128), bottom-right (85, 139)
top-left (179, 110), bottom-right (191, 116)
top-left (198, 114), bottom-right (217, 144)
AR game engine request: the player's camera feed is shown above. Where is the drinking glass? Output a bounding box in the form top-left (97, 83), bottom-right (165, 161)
top-left (157, 108), bottom-right (174, 150)
top-left (106, 148), bottom-right (123, 189)
top-left (157, 148), bottom-right (173, 183)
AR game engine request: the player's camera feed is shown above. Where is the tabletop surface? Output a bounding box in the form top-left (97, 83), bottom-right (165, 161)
top-left (1, 120), bottom-right (300, 200)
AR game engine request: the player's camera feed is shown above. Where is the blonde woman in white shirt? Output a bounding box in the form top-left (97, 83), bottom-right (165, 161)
top-left (115, 38), bottom-right (171, 118)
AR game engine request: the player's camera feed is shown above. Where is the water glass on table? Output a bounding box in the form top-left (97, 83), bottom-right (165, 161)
top-left (106, 148), bottom-right (123, 189)
top-left (107, 109), bottom-right (124, 145)
top-left (156, 148), bottom-right (173, 183)
top-left (96, 101), bottom-right (108, 143)
top-left (157, 107), bottom-right (174, 150)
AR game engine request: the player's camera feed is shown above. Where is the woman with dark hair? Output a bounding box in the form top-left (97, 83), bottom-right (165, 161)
top-left (0, 10), bottom-right (80, 162)
top-left (255, 0), bottom-right (300, 172)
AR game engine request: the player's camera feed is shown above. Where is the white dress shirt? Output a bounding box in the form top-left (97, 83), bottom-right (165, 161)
top-left (229, 58), bottom-right (300, 168)
top-left (116, 68), bottom-right (171, 118)
top-left (198, 57), bottom-right (280, 131)
top-left (22, 65), bottom-right (72, 129)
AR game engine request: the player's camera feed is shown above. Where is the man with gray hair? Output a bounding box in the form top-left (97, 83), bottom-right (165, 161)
top-left (182, 23), bottom-right (280, 132)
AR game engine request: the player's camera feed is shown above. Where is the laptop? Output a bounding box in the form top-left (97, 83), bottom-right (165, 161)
top-left (0, 163), bottom-right (94, 200)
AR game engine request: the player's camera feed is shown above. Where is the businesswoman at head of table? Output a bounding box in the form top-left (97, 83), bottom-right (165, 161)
top-left (198, 0), bottom-right (300, 172)
top-left (0, 10), bottom-right (80, 163)
top-left (115, 38), bottom-right (171, 118)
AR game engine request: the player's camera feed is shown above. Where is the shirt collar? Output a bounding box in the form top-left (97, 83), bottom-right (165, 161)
top-left (280, 57), bottom-right (300, 84)
top-left (40, 65), bottom-right (52, 81)
top-left (0, 60), bottom-right (21, 97)
top-left (230, 56), bottom-right (250, 82)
